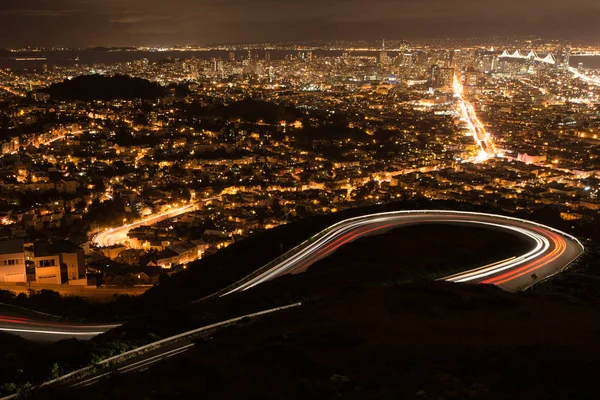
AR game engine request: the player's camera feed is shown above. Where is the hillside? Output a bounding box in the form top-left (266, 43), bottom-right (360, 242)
top-left (3, 200), bottom-right (600, 398)
top-left (43, 74), bottom-right (166, 101)
top-left (97, 223), bottom-right (531, 342)
top-left (47, 281), bottom-right (600, 400)
top-left (0, 213), bottom-right (534, 396)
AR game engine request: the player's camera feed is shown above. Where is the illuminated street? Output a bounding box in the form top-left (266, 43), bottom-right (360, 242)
top-left (92, 201), bottom-right (212, 247)
top-left (453, 75), bottom-right (497, 162)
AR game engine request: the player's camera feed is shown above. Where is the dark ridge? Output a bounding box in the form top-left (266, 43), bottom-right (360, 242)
top-left (42, 74), bottom-right (166, 101)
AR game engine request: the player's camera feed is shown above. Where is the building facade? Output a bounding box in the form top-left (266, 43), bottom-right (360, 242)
top-left (0, 240), bottom-right (26, 283)
top-left (33, 241), bottom-right (86, 285)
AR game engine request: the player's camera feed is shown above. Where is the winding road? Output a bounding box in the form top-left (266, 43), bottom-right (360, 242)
top-left (224, 210), bottom-right (583, 295)
top-left (0, 210), bottom-right (584, 341)
top-left (92, 198), bottom-right (218, 247)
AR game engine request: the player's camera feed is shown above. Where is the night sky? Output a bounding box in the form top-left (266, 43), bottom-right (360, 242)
top-left (0, 0), bottom-right (598, 47)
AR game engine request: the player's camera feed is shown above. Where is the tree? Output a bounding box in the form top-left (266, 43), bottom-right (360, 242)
top-left (49, 363), bottom-right (60, 380)
top-left (295, 205), bottom-right (309, 219)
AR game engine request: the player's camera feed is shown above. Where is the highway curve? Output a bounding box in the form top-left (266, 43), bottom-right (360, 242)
top-left (223, 210), bottom-right (584, 295)
top-left (1, 210), bottom-right (584, 340)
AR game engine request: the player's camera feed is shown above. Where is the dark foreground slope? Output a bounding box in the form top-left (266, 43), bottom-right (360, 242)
top-left (99, 223), bottom-right (532, 342)
top-left (49, 281), bottom-right (600, 400)
top-left (34, 223), bottom-right (600, 400)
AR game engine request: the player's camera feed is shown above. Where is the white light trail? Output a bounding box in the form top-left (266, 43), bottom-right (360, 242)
top-left (0, 327), bottom-right (105, 336)
top-left (92, 197), bottom-right (219, 247)
top-left (92, 203), bottom-right (197, 247)
top-left (569, 67), bottom-right (600, 86)
top-left (222, 210), bottom-right (583, 296)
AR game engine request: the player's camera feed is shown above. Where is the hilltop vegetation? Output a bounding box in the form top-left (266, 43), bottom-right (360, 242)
top-left (43, 74), bottom-right (166, 101)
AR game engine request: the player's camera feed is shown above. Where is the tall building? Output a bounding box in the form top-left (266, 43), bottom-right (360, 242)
top-left (480, 54), bottom-right (498, 73)
top-left (465, 68), bottom-right (481, 87)
top-left (0, 240), bottom-right (26, 283)
top-left (379, 51), bottom-right (390, 65)
top-left (189, 65), bottom-right (199, 81)
top-left (557, 45), bottom-right (572, 70)
top-left (429, 65), bottom-right (438, 86)
top-left (430, 65), bottom-right (454, 89)
top-left (265, 51), bottom-right (271, 62)
top-left (228, 51), bottom-right (236, 62)
top-left (563, 45), bottom-right (571, 69)
top-left (299, 51), bottom-right (313, 61)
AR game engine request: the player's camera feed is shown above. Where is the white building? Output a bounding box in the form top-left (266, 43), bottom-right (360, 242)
top-left (0, 240), bottom-right (26, 283)
top-left (33, 241), bottom-right (86, 285)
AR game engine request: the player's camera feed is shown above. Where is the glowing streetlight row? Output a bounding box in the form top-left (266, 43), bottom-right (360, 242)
top-left (453, 75), bottom-right (497, 163)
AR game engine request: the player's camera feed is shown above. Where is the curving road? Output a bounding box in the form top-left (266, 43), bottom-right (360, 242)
top-left (223, 210), bottom-right (584, 295)
top-left (92, 198), bottom-right (218, 247)
top-left (1, 210), bottom-right (584, 340)
top-left (0, 312), bottom-right (120, 342)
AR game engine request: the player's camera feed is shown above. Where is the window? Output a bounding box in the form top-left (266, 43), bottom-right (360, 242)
top-left (39, 259), bottom-right (56, 267)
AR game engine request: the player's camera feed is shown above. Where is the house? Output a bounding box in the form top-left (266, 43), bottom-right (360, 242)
top-left (56, 179), bottom-right (78, 194)
top-left (154, 248), bottom-right (179, 268)
top-left (154, 241), bottom-right (203, 268)
top-left (0, 240), bottom-right (26, 283)
top-left (101, 245), bottom-right (128, 260)
top-left (33, 241), bottom-right (86, 284)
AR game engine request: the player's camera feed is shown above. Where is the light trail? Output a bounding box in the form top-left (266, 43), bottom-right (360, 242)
top-left (0, 314), bottom-right (120, 338)
top-left (0, 327), bottom-right (106, 336)
top-left (1, 211), bottom-right (583, 343)
top-left (92, 203), bottom-right (197, 247)
top-left (222, 210), bottom-right (583, 295)
top-left (453, 75), bottom-right (497, 162)
top-left (92, 197), bottom-right (218, 247)
top-left (568, 67), bottom-right (600, 86)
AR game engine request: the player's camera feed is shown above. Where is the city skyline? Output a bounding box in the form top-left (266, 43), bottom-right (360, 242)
top-left (0, 0), bottom-right (599, 48)
top-left (2, 1), bottom-right (600, 397)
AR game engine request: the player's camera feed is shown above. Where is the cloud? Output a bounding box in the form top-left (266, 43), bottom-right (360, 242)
top-left (109, 14), bottom-right (176, 24)
top-left (0, 8), bottom-right (77, 17)
top-left (0, 0), bottom-right (598, 47)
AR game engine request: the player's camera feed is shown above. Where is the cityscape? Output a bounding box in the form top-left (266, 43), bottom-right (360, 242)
top-left (0, 0), bottom-right (600, 398)
top-left (0, 40), bottom-right (598, 283)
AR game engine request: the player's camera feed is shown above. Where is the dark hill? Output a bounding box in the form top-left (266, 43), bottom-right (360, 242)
top-left (4, 201), bottom-right (600, 399)
top-left (220, 99), bottom-right (300, 123)
top-left (43, 74), bottom-right (166, 101)
top-left (50, 281), bottom-right (600, 400)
